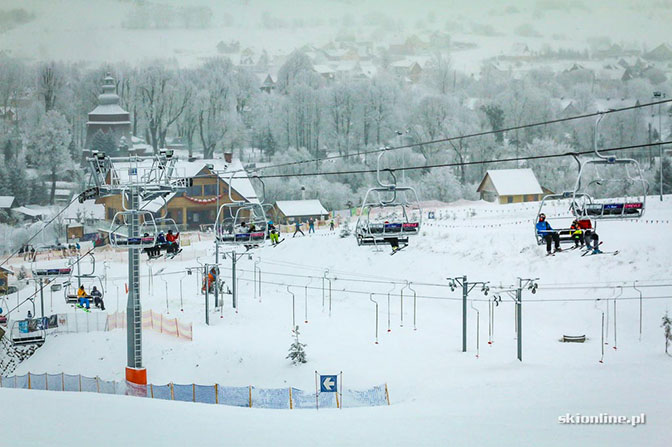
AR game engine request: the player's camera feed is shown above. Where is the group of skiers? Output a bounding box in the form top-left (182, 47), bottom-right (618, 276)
top-left (535, 213), bottom-right (602, 255)
top-left (76, 285), bottom-right (105, 310)
top-left (145, 229), bottom-right (180, 258)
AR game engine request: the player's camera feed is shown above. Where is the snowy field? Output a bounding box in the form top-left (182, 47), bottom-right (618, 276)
top-left (1, 196), bottom-right (671, 446)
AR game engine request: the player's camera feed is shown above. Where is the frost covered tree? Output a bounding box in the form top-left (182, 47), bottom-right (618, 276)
top-left (662, 312), bottom-right (672, 356)
top-left (653, 156), bottom-right (672, 194)
top-left (28, 111), bottom-right (72, 204)
top-left (287, 326), bottom-right (307, 365)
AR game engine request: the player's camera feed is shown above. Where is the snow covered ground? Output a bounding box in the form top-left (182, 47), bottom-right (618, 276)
top-left (2, 196), bottom-right (672, 446)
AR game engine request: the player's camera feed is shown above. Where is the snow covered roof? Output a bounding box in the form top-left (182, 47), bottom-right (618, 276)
top-left (12, 206), bottom-right (43, 217)
top-left (110, 158), bottom-right (259, 205)
top-left (141, 193), bottom-right (177, 214)
top-left (62, 200), bottom-right (106, 220)
top-left (0, 196), bottom-right (15, 208)
top-left (275, 200), bottom-right (328, 217)
top-left (477, 169), bottom-right (543, 196)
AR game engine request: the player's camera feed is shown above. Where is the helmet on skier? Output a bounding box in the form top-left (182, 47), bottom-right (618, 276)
top-left (538, 213), bottom-right (546, 221)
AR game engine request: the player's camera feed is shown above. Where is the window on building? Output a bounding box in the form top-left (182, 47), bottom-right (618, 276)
top-left (507, 196), bottom-right (513, 204)
top-left (186, 185), bottom-right (202, 196)
top-left (203, 184), bottom-right (218, 196)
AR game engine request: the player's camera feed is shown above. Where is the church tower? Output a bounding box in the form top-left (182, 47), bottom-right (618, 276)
top-left (85, 73), bottom-right (132, 156)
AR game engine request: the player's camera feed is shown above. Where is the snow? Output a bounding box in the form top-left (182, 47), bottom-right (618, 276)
top-left (480, 169), bottom-right (543, 196)
top-left (0, 196), bottom-right (15, 209)
top-left (2, 195), bottom-right (672, 445)
top-left (275, 200), bottom-right (328, 217)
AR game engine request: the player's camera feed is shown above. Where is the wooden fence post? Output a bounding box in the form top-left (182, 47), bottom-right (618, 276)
top-left (170, 382), bottom-right (174, 400)
top-left (248, 385), bottom-right (252, 408)
top-left (27, 372), bottom-right (31, 390)
top-left (192, 383), bottom-right (196, 402)
top-left (289, 387), bottom-right (293, 409)
top-left (214, 384), bottom-right (218, 404)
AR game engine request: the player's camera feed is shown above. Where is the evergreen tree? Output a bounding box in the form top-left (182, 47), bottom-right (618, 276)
top-left (8, 154), bottom-right (30, 206)
top-left (286, 326), bottom-right (307, 365)
top-left (90, 129), bottom-right (118, 156)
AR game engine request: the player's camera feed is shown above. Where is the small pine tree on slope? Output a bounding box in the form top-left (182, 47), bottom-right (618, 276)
top-left (662, 312), bottom-right (672, 357)
top-left (287, 326), bottom-right (307, 365)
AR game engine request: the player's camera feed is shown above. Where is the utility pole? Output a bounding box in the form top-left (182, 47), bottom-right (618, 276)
top-left (447, 276), bottom-right (489, 353)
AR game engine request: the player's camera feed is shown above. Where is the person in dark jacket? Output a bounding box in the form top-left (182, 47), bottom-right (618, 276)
top-left (535, 213), bottom-right (562, 255)
top-left (293, 221), bottom-right (305, 238)
top-left (90, 286), bottom-right (105, 310)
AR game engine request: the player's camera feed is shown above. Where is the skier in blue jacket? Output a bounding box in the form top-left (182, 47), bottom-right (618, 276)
top-left (536, 213), bottom-right (561, 255)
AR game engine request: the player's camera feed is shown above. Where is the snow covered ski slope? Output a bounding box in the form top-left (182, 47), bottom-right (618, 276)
top-left (2, 197), bottom-right (672, 446)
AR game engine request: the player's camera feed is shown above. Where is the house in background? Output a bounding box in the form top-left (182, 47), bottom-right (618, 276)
top-left (476, 169), bottom-right (547, 204)
top-left (0, 196), bottom-right (15, 222)
top-left (96, 154), bottom-right (259, 231)
top-left (272, 200), bottom-right (329, 224)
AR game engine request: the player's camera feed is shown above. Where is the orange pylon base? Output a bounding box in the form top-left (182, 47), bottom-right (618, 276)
top-left (125, 367), bottom-right (147, 385)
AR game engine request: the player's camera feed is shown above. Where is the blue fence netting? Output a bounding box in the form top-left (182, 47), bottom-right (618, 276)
top-left (0, 374), bottom-right (390, 409)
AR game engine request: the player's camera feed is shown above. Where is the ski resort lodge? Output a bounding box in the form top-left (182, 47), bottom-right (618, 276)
top-left (476, 169), bottom-right (547, 204)
top-left (96, 156), bottom-right (259, 231)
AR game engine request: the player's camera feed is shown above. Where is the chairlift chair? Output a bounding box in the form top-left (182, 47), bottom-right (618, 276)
top-left (63, 275), bottom-right (105, 305)
top-left (214, 172), bottom-right (268, 248)
top-left (355, 150), bottom-right (422, 248)
top-left (534, 192), bottom-right (597, 246)
top-left (570, 113), bottom-right (648, 220)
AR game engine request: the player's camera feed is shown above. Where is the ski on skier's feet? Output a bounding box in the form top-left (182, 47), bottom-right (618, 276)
top-left (165, 248), bottom-right (182, 259)
top-left (582, 249), bottom-right (619, 257)
top-left (272, 239), bottom-right (285, 248)
top-left (390, 244), bottom-right (408, 256)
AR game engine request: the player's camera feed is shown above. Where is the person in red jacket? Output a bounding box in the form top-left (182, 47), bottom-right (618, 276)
top-left (165, 229), bottom-right (180, 254)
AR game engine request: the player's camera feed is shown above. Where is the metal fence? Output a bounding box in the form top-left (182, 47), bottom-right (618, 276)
top-left (0, 373), bottom-right (390, 409)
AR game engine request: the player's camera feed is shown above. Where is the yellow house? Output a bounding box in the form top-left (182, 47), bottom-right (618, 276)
top-left (97, 158), bottom-right (259, 231)
top-left (476, 169), bottom-right (545, 204)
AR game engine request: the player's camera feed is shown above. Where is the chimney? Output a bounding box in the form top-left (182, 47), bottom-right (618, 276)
top-left (224, 152), bottom-right (233, 163)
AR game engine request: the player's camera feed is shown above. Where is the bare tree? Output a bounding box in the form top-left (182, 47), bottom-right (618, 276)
top-left (38, 63), bottom-right (63, 113)
top-left (138, 65), bottom-right (192, 152)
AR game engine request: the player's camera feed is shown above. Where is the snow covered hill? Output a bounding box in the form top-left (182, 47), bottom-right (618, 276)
top-left (2, 197), bottom-right (672, 446)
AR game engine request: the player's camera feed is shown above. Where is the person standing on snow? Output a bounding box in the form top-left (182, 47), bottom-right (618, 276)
top-left (536, 213), bottom-right (562, 255)
top-left (308, 218), bottom-right (315, 234)
top-left (293, 220), bottom-right (305, 238)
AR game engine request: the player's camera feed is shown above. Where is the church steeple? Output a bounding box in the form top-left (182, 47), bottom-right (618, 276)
top-left (85, 72), bottom-right (132, 157)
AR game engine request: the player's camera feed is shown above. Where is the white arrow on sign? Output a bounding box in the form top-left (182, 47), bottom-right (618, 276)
top-left (322, 376), bottom-right (335, 391)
